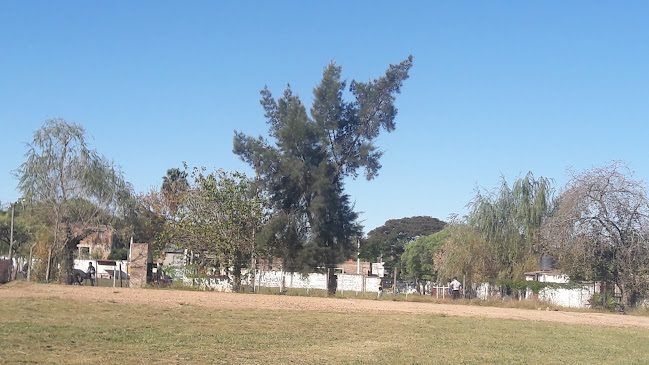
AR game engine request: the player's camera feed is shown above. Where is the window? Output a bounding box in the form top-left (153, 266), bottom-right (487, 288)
top-left (79, 247), bottom-right (90, 259)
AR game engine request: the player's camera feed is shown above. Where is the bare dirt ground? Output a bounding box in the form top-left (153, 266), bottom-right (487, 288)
top-left (2, 282), bottom-right (649, 329)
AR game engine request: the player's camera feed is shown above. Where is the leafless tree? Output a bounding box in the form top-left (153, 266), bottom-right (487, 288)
top-left (543, 161), bottom-right (649, 307)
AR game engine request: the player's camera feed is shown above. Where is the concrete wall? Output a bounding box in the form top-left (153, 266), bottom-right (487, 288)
top-left (474, 282), bottom-right (600, 308)
top-left (183, 276), bottom-right (232, 292)
top-left (538, 284), bottom-right (600, 308)
top-left (183, 270), bottom-right (382, 293)
top-left (74, 259), bottom-right (129, 279)
top-left (251, 271), bottom-right (381, 293)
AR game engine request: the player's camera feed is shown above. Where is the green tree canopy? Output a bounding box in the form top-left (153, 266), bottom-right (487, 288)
top-left (15, 118), bottom-right (131, 282)
top-left (161, 167), bottom-right (189, 213)
top-left (158, 168), bottom-right (268, 290)
top-left (360, 216), bottom-right (446, 266)
top-left (435, 222), bottom-right (493, 284)
top-left (401, 227), bottom-right (450, 287)
top-left (0, 203), bottom-right (30, 263)
top-left (234, 56), bottom-right (413, 294)
top-left (466, 172), bottom-right (555, 280)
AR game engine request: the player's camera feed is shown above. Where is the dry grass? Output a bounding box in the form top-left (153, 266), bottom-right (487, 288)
top-left (1, 293), bottom-right (648, 364)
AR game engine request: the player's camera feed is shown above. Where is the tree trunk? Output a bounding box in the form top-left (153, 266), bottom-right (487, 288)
top-left (45, 245), bottom-right (53, 282)
top-left (28, 243), bottom-right (36, 281)
top-left (618, 277), bottom-right (636, 310)
top-left (232, 251), bottom-right (243, 292)
top-left (327, 267), bottom-right (337, 296)
top-left (60, 240), bottom-right (76, 285)
top-left (393, 268), bottom-right (398, 295)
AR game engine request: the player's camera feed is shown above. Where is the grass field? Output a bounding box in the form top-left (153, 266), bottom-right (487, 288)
top-left (1, 290), bottom-right (648, 364)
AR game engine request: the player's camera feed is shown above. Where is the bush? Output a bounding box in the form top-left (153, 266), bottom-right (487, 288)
top-left (589, 293), bottom-right (616, 310)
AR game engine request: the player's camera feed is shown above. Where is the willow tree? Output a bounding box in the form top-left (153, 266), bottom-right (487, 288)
top-left (543, 162), bottom-right (649, 308)
top-left (234, 56), bottom-right (413, 294)
top-left (434, 222), bottom-right (494, 284)
top-left (466, 172), bottom-right (554, 280)
top-left (16, 118), bottom-right (130, 282)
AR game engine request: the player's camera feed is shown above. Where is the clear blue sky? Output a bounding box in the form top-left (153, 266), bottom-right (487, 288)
top-left (1, 1), bottom-right (648, 233)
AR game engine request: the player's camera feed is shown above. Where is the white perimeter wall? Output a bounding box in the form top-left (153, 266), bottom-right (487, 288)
top-left (538, 285), bottom-right (600, 308)
top-left (74, 259), bottom-right (129, 279)
top-left (180, 271), bottom-right (381, 293)
top-left (249, 271), bottom-right (381, 293)
top-left (474, 282), bottom-right (600, 308)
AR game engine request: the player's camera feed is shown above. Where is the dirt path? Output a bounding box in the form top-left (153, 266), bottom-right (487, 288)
top-left (2, 282), bottom-right (649, 329)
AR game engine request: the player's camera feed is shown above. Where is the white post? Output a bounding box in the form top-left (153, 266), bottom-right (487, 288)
top-left (128, 237), bottom-right (133, 276)
top-left (357, 238), bottom-right (360, 275)
top-left (280, 270), bottom-right (284, 292)
top-left (356, 275), bottom-right (359, 296)
top-left (113, 264), bottom-right (116, 288)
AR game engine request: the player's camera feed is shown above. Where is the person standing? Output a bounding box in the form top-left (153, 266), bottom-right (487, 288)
top-left (450, 276), bottom-right (461, 300)
top-left (87, 262), bottom-right (96, 286)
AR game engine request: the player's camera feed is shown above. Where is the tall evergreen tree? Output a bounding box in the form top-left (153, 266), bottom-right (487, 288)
top-left (234, 57), bottom-right (413, 294)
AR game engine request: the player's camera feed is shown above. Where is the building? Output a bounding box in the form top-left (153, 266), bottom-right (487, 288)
top-left (524, 270), bottom-right (569, 283)
top-left (77, 226), bottom-right (114, 260)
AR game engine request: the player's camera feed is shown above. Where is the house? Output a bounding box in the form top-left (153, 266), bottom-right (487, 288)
top-left (523, 257), bottom-right (600, 308)
top-left (77, 226), bottom-right (114, 260)
top-left (338, 259), bottom-right (372, 276)
top-left (524, 270), bottom-right (569, 283)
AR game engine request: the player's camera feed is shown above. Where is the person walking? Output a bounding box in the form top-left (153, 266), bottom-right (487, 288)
top-left (87, 262), bottom-right (96, 286)
top-left (450, 276), bottom-right (461, 300)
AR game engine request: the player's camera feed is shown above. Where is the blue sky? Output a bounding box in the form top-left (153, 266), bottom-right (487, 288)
top-left (1, 1), bottom-right (648, 233)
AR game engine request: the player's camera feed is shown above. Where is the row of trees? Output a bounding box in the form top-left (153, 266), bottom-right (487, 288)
top-left (8, 56), bottom-right (414, 295)
top-left (395, 163), bottom-right (649, 308)
top-left (10, 57), bottom-right (646, 308)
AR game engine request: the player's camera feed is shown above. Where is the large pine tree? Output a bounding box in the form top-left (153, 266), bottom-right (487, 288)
top-left (234, 57), bottom-right (413, 294)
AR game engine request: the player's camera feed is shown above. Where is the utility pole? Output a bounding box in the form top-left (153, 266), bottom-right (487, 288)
top-left (7, 202), bottom-right (15, 281)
